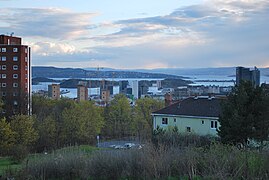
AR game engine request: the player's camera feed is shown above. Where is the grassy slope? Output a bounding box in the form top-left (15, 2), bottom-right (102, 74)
top-left (0, 145), bottom-right (99, 175)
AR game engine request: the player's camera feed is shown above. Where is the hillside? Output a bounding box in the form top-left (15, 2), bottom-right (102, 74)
top-left (32, 66), bottom-right (184, 79)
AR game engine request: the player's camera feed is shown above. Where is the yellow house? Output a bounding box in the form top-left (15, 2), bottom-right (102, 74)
top-left (152, 97), bottom-right (222, 136)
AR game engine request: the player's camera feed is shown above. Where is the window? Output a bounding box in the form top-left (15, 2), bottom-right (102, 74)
top-left (186, 127), bottom-right (191, 132)
top-left (25, 66), bottom-right (28, 70)
top-left (13, 48), bottom-right (18, 52)
top-left (2, 92), bottom-right (6, 96)
top-left (13, 56), bottom-right (18, 61)
top-left (25, 74), bottom-right (28, 79)
top-left (201, 120), bottom-right (204, 124)
top-left (25, 48), bottom-right (28, 53)
top-left (2, 56), bottom-right (6, 61)
top-left (2, 83), bottom-right (6, 87)
top-left (2, 65), bottom-right (6, 70)
top-left (13, 65), bottom-right (18, 70)
top-left (1, 48), bottom-right (6, 52)
top-left (13, 83), bottom-right (18, 87)
top-left (174, 118), bottom-right (177, 122)
top-left (2, 74), bottom-right (6, 79)
top-left (162, 118), bottom-right (168, 125)
top-left (14, 101), bottom-right (18, 105)
top-left (211, 121), bottom-right (218, 129)
top-left (25, 57), bottom-right (28, 62)
top-left (13, 92), bottom-right (18, 96)
top-left (13, 74), bottom-right (18, 79)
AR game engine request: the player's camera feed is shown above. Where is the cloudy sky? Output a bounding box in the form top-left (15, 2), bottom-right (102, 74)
top-left (1, 0), bottom-right (268, 69)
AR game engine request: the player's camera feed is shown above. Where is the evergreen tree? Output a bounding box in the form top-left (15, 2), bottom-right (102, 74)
top-left (218, 81), bottom-right (269, 146)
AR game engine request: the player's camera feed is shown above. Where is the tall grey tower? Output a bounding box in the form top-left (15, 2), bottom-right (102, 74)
top-left (236, 66), bottom-right (260, 87)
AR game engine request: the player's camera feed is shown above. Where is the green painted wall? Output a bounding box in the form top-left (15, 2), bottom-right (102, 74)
top-left (153, 115), bottom-right (220, 136)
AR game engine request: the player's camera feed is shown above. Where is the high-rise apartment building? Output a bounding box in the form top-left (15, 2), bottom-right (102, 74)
top-left (0, 34), bottom-right (31, 117)
top-left (77, 82), bottom-right (88, 102)
top-left (48, 84), bottom-right (61, 100)
top-left (236, 66), bottom-right (260, 87)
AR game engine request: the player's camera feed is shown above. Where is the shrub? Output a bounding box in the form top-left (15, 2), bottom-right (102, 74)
top-left (10, 145), bottom-right (29, 163)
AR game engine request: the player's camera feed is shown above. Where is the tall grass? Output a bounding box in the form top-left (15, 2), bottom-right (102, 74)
top-left (3, 141), bottom-right (269, 179)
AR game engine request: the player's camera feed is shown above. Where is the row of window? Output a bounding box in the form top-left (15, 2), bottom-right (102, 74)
top-left (161, 118), bottom-right (218, 129)
top-left (0, 82), bottom-right (28, 87)
top-left (1, 91), bottom-right (18, 97)
top-left (0, 47), bottom-right (28, 53)
top-left (3, 74), bottom-right (27, 79)
top-left (0, 82), bottom-right (19, 87)
top-left (0, 74), bottom-right (20, 79)
top-left (0, 56), bottom-right (28, 62)
top-left (1, 65), bottom-right (18, 70)
top-left (0, 65), bottom-right (28, 71)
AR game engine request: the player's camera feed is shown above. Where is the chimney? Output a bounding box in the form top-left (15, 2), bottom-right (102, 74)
top-left (165, 93), bottom-right (173, 107)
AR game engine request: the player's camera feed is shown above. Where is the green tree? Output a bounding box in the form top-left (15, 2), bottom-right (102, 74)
top-left (61, 101), bottom-right (104, 145)
top-left (35, 115), bottom-right (57, 151)
top-left (218, 81), bottom-right (269, 146)
top-left (0, 118), bottom-right (15, 155)
top-left (10, 115), bottom-right (39, 148)
top-left (133, 98), bottom-right (164, 141)
top-left (103, 94), bottom-right (132, 138)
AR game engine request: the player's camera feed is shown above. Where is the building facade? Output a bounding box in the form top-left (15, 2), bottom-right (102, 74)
top-left (236, 66), bottom-right (260, 87)
top-left (152, 97), bottom-right (222, 136)
top-left (48, 84), bottom-right (60, 100)
top-left (77, 84), bottom-right (88, 101)
top-left (0, 35), bottom-right (31, 117)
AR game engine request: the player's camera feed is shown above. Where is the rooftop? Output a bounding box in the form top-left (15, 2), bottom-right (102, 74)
top-left (153, 96), bottom-right (223, 118)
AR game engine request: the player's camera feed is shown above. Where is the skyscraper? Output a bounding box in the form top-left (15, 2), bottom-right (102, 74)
top-left (236, 66), bottom-right (260, 87)
top-left (0, 34), bottom-right (31, 117)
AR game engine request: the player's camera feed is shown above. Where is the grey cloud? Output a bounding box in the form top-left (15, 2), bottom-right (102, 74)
top-left (85, 0), bottom-right (269, 68)
top-left (0, 8), bottom-right (96, 39)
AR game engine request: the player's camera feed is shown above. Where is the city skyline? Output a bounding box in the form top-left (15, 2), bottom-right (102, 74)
top-left (1, 0), bottom-right (269, 69)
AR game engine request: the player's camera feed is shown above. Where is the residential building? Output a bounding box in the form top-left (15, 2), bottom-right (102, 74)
top-left (129, 80), bottom-right (139, 100)
top-left (77, 83), bottom-right (88, 101)
top-left (48, 84), bottom-right (60, 100)
top-left (0, 34), bottom-right (31, 117)
top-left (236, 66), bottom-right (260, 87)
top-left (101, 89), bottom-right (110, 103)
top-left (152, 96), bottom-right (222, 136)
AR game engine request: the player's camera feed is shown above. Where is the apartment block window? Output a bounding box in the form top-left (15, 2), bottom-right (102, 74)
top-left (13, 83), bottom-right (18, 87)
top-left (2, 83), bottom-right (6, 87)
top-left (25, 66), bottom-right (28, 70)
top-left (13, 74), bottom-right (18, 79)
top-left (25, 48), bottom-right (28, 53)
top-left (13, 56), bottom-right (18, 61)
top-left (13, 48), bottom-right (18, 52)
top-left (25, 57), bottom-right (28, 62)
top-left (211, 121), bottom-right (218, 129)
top-left (186, 127), bottom-right (191, 132)
top-left (25, 74), bottom-right (28, 79)
top-left (13, 65), bottom-right (18, 70)
top-left (201, 120), bottom-right (204, 124)
top-left (2, 56), bottom-right (6, 61)
top-left (2, 65), bottom-right (6, 70)
top-left (174, 118), bottom-right (177, 122)
top-left (1, 48), bottom-right (6, 52)
top-left (162, 118), bottom-right (168, 125)
top-left (13, 92), bottom-right (18, 96)
top-left (2, 74), bottom-right (6, 79)
top-left (2, 92), bottom-right (6, 96)
top-left (14, 101), bottom-right (18, 106)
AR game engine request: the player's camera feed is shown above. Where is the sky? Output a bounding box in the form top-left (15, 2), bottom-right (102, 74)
top-left (0, 0), bottom-right (269, 69)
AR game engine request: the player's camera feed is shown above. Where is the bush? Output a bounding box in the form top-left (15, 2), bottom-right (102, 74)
top-left (11, 142), bottom-right (269, 179)
top-left (10, 145), bottom-right (29, 163)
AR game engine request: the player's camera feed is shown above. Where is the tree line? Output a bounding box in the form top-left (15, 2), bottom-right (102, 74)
top-left (0, 94), bottom-right (164, 158)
